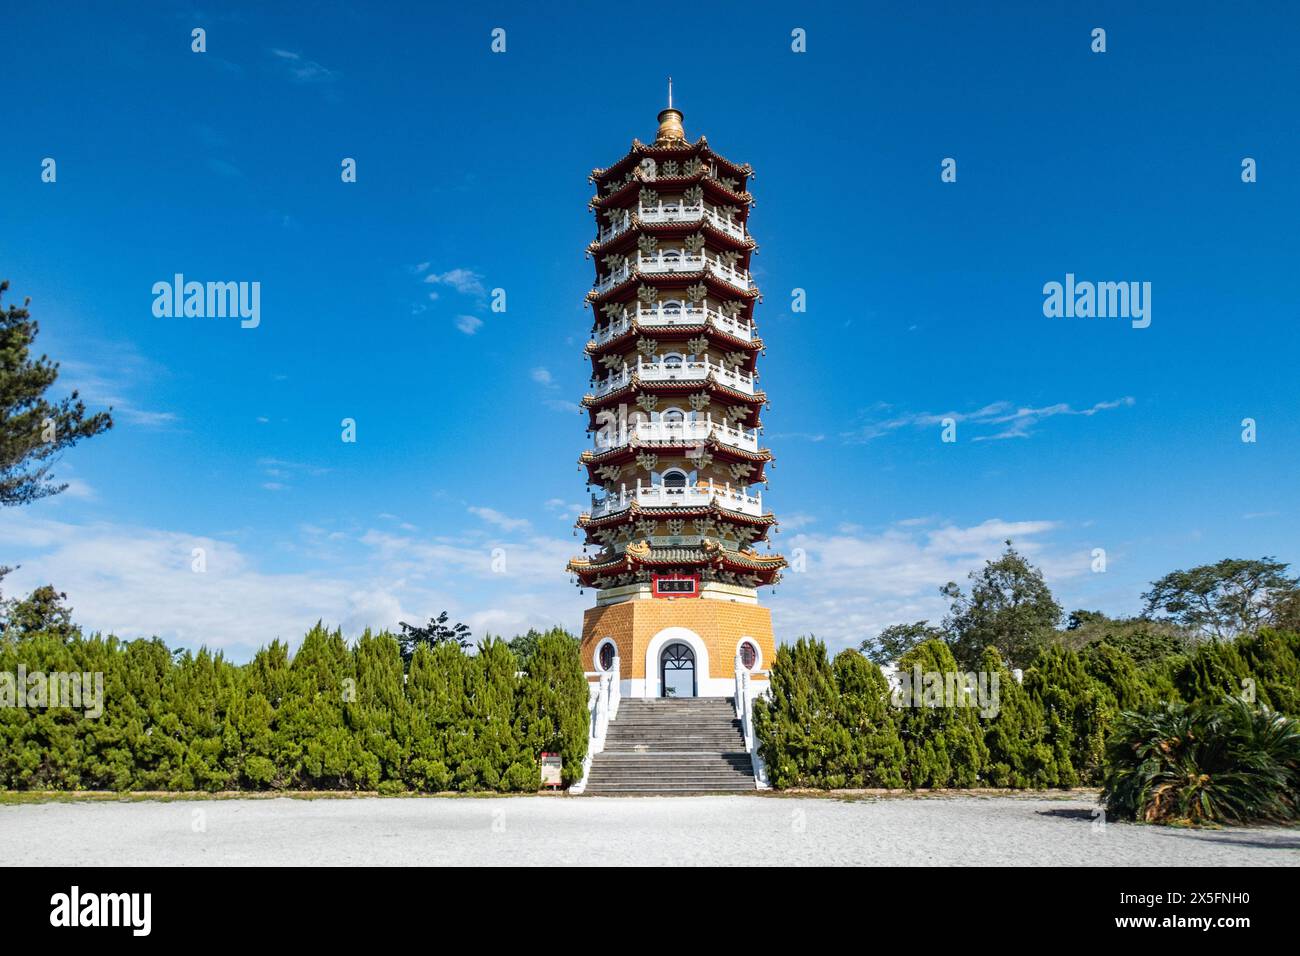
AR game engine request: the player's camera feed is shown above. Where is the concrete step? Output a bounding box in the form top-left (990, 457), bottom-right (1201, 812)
top-left (584, 695), bottom-right (758, 794)
top-left (585, 785), bottom-right (759, 790)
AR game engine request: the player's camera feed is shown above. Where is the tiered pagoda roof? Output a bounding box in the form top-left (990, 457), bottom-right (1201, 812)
top-left (566, 91), bottom-right (786, 593)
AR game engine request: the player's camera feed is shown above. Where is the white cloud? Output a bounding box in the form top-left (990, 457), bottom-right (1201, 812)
top-left (424, 268), bottom-right (486, 299)
top-left (468, 506), bottom-right (532, 532)
top-left (772, 517), bottom-right (1076, 651)
top-left (269, 48), bottom-right (336, 83)
top-left (60, 355), bottom-right (178, 429)
top-left (847, 397), bottom-right (1135, 442)
top-left (456, 315), bottom-right (483, 335)
top-left (531, 367), bottom-right (555, 387)
top-left (0, 512), bottom-right (588, 660)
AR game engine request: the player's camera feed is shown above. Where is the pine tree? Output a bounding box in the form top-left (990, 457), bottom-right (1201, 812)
top-left (752, 637), bottom-right (847, 788)
top-left (515, 628), bottom-right (586, 788)
top-left (0, 281), bottom-right (113, 506)
top-left (893, 639), bottom-right (989, 788)
top-left (832, 650), bottom-right (904, 788)
top-left (979, 647), bottom-right (1061, 788)
top-left (1023, 646), bottom-right (1112, 786)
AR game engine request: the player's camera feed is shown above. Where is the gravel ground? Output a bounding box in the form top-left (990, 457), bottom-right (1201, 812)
top-left (2, 793), bottom-right (1297, 866)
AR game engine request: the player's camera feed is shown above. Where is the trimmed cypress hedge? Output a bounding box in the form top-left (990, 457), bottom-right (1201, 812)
top-left (0, 620), bottom-right (589, 793)
top-left (754, 631), bottom-right (1300, 794)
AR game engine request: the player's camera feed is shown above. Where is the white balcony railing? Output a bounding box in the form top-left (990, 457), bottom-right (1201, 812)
top-left (636, 250), bottom-right (705, 275)
top-left (593, 415), bottom-right (759, 453)
top-left (594, 260), bottom-right (632, 294)
top-left (590, 478), bottom-right (763, 519)
top-left (592, 304), bottom-right (753, 345)
top-left (596, 201), bottom-right (748, 246)
top-left (591, 355), bottom-right (756, 397)
top-left (636, 201), bottom-right (748, 242)
top-left (704, 256), bottom-right (753, 291)
top-left (593, 252), bottom-right (752, 295)
top-left (596, 210), bottom-right (633, 245)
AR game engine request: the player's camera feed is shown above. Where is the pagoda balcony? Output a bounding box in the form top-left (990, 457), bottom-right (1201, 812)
top-left (594, 261), bottom-right (632, 294)
top-left (594, 252), bottom-right (753, 294)
top-left (594, 303), bottom-right (753, 345)
top-left (591, 355), bottom-right (756, 397)
top-left (596, 202), bottom-right (748, 245)
top-left (590, 478), bottom-right (763, 519)
top-left (594, 415), bottom-right (760, 453)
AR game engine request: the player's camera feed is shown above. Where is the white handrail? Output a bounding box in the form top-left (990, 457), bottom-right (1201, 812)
top-left (590, 478), bottom-right (762, 518)
top-left (570, 658), bottom-right (620, 793)
top-left (593, 304), bottom-right (753, 345)
top-left (734, 656), bottom-right (771, 790)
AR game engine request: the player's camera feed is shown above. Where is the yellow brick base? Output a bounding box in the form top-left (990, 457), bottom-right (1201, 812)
top-left (580, 598), bottom-right (775, 697)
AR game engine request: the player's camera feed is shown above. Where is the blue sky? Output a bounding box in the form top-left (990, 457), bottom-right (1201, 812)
top-left (2, 1), bottom-right (1297, 660)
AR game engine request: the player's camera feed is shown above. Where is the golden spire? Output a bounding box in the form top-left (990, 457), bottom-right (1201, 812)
top-left (654, 76), bottom-right (686, 145)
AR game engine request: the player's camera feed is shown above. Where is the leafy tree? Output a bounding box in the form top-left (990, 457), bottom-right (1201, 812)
top-left (1267, 587), bottom-right (1300, 634)
top-left (2, 584), bottom-right (77, 639)
top-left (1057, 610), bottom-right (1189, 666)
top-left (942, 541), bottom-right (1062, 669)
top-left (1142, 557), bottom-right (1298, 642)
top-left (397, 610), bottom-right (471, 664)
top-left (508, 627), bottom-right (578, 669)
top-left (0, 280), bottom-right (112, 506)
top-left (860, 620), bottom-right (944, 665)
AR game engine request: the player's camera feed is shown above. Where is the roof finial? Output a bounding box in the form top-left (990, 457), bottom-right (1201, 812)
top-left (655, 78), bottom-right (685, 145)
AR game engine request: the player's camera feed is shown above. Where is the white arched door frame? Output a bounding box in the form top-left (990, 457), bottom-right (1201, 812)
top-left (644, 627), bottom-right (710, 699)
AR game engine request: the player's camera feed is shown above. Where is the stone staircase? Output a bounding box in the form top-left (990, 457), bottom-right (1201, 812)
top-left (582, 697), bottom-right (756, 794)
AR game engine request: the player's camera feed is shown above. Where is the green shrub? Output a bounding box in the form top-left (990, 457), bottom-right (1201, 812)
top-left (979, 647), bottom-right (1063, 788)
top-left (1023, 646), bottom-right (1112, 786)
top-left (752, 637), bottom-right (850, 788)
top-left (515, 628), bottom-right (589, 787)
top-left (0, 596), bottom-right (588, 793)
top-left (1102, 697), bottom-right (1300, 825)
top-left (894, 640), bottom-right (989, 788)
top-left (832, 650), bottom-right (904, 788)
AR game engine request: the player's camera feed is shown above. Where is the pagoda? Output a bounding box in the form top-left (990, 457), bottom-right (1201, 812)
top-left (567, 86), bottom-right (786, 698)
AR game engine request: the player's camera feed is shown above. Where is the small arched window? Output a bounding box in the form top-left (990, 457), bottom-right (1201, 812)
top-left (662, 300), bottom-right (684, 315)
top-left (739, 641), bottom-right (757, 670)
top-left (662, 469), bottom-right (688, 489)
top-left (663, 352), bottom-right (684, 369)
top-left (599, 642), bottom-right (616, 671)
top-left (661, 408), bottom-right (685, 423)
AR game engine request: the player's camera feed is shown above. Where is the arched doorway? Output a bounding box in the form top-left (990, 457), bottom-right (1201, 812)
top-left (660, 642), bottom-right (696, 698)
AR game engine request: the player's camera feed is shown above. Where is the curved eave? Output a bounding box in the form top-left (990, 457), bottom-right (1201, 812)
top-left (579, 442), bottom-right (772, 484)
top-left (583, 380), bottom-right (768, 425)
top-left (576, 502), bottom-right (777, 530)
top-left (591, 176), bottom-right (754, 214)
top-left (568, 550), bottom-right (785, 588)
top-left (590, 137), bottom-right (752, 190)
